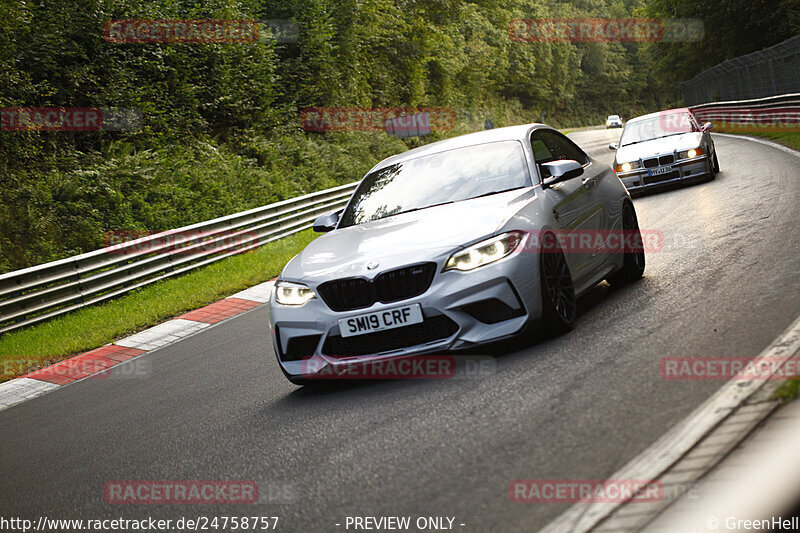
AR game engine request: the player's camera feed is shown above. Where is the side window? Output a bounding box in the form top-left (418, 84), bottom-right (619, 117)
top-left (530, 129), bottom-right (589, 178)
top-left (531, 139), bottom-right (554, 164)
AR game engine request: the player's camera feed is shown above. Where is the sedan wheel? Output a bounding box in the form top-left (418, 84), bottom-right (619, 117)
top-left (540, 233), bottom-right (576, 335)
top-left (607, 202), bottom-right (645, 285)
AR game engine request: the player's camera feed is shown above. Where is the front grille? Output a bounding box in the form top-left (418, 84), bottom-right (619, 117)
top-left (643, 154), bottom-right (675, 169)
top-left (317, 263), bottom-right (437, 312)
top-left (318, 278), bottom-right (373, 311)
top-left (322, 314), bottom-right (458, 356)
top-left (644, 171), bottom-right (680, 185)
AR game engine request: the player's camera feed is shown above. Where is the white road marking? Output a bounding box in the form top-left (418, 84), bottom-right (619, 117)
top-left (0, 378), bottom-right (60, 412)
top-left (230, 280), bottom-right (276, 303)
top-left (115, 319), bottom-right (211, 351)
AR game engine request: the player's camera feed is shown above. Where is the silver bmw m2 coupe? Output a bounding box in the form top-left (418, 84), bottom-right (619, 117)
top-left (269, 124), bottom-right (645, 384)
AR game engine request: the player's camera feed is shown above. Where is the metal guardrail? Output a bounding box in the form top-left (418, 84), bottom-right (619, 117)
top-left (0, 182), bottom-right (358, 335)
top-left (680, 35), bottom-right (800, 106)
top-left (690, 92), bottom-right (800, 130)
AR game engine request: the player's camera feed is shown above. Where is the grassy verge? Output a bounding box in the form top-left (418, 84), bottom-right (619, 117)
top-left (0, 229), bottom-right (317, 382)
top-left (723, 130), bottom-right (800, 152)
top-left (774, 380), bottom-right (800, 403)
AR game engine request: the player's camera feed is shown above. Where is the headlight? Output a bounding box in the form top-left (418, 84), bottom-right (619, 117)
top-left (615, 161), bottom-right (641, 172)
top-left (444, 232), bottom-right (525, 272)
top-left (678, 147), bottom-right (704, 159)
top-left (274, 281), bottom-right (315, 305)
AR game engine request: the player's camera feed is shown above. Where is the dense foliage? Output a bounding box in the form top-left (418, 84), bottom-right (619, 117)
top-left (1, 0), bottom-right (797, 272)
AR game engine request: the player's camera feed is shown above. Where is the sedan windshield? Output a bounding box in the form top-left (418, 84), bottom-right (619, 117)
top-left (338, 141), bottom-right (529, 228)
top-left (619, 112), bottom-right (695, 146)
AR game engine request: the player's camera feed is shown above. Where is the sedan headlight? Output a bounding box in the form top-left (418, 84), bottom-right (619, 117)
top-left (444, 232), bottom-right (524, 272)
top-left (678, 147), bottom-right (704, 159)
top-left (615, 161), bottom-right (642, 172)
top-left (274, 281), bottom-right (315, 306)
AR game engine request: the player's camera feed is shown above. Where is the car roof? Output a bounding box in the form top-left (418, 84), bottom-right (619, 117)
top-left (369, 123), bottom-right (548, 172)
top-left (627, 107), bottom-right (692, 124)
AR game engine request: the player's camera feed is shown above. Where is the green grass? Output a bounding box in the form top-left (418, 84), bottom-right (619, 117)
top-left (773, 379), bottom-right (800, 403)
top-left (726, 131), bottom-right (800, 152)
top-left (0, 229), bottom-right (317, 382)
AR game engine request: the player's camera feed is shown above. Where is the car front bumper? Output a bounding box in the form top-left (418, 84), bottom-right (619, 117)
top-left (268, 251), bottom-right (541, 379)
top-left (616, 155), bottom-right (712, 194)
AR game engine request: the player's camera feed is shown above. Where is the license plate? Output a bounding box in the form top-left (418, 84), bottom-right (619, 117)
top-left (648, 166), bottom-right (674, 176)
top-left (339, 304), bottom-right (423, 338)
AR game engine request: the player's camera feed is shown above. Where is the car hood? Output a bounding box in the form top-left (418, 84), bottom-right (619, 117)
top-left (615, 132), bottom-right (703, 163)
top-left (282, 188), bottom-right (535, 282)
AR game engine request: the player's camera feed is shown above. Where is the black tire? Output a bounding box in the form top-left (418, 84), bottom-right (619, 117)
top-left (712, 151), bottom-right (720, 174)
top-left (607, 202), bottom-right (645, 286)
top-left (539, 233), bottom-right (576, 336)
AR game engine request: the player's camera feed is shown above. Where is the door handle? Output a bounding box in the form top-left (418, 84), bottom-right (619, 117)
top-left (582, 177), bottom-right (596, 189)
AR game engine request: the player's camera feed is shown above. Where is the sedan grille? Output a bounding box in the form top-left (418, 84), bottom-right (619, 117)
top-left (643, 154), bottom-right (675, 168)
top-left (322, 314), bottom-right (458, 356)
top-left (317, 263), bottom-right (437, 312)
top-left (642, 157), bottom-right (659, 169)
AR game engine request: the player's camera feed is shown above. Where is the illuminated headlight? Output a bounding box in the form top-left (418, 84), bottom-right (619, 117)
top-left (445, 232), bottom-right (525, 272)
top-left (679, 147), bottom-right (704, 159)
top-left (275, 281), bottom-right (315, 305)
top-left (616, 161), bottom-right (641, 172)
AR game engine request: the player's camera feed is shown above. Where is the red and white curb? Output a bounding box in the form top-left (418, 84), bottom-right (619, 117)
top-left (0, 280), bottom-right (275, 412)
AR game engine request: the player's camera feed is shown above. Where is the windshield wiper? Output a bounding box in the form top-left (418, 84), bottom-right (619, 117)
top-left (623, 132), bottom-right (693, 146)
top-left (471, 186), bottom-right (525, 199)
top-left (393, 200), bottom-right (455, 217)
top-left (654, 132), bottom-right (692, 140)
top-left (388, 187), bottom-right (524, 218)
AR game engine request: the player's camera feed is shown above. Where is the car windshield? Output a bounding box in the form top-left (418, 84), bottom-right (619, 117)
top-left (338, 141), bottom-right (529, 228)
top-left (609, 115), bottom-right (620, 120)
top-left (619, 112), bottom-right (696, 146)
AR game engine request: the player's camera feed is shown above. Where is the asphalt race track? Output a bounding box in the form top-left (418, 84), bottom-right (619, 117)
top-left (2, 129), bottom-right (799, 532)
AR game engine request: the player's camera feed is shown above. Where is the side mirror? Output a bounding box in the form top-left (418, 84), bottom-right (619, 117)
top-left (701, 122), bottom-right (713, 132)
top-left (541, 160), bottom-right (584, 188)
top-left (312, 210), bottom-right (341, 233)
top-left (609, 142), bottom-right (619, 151)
